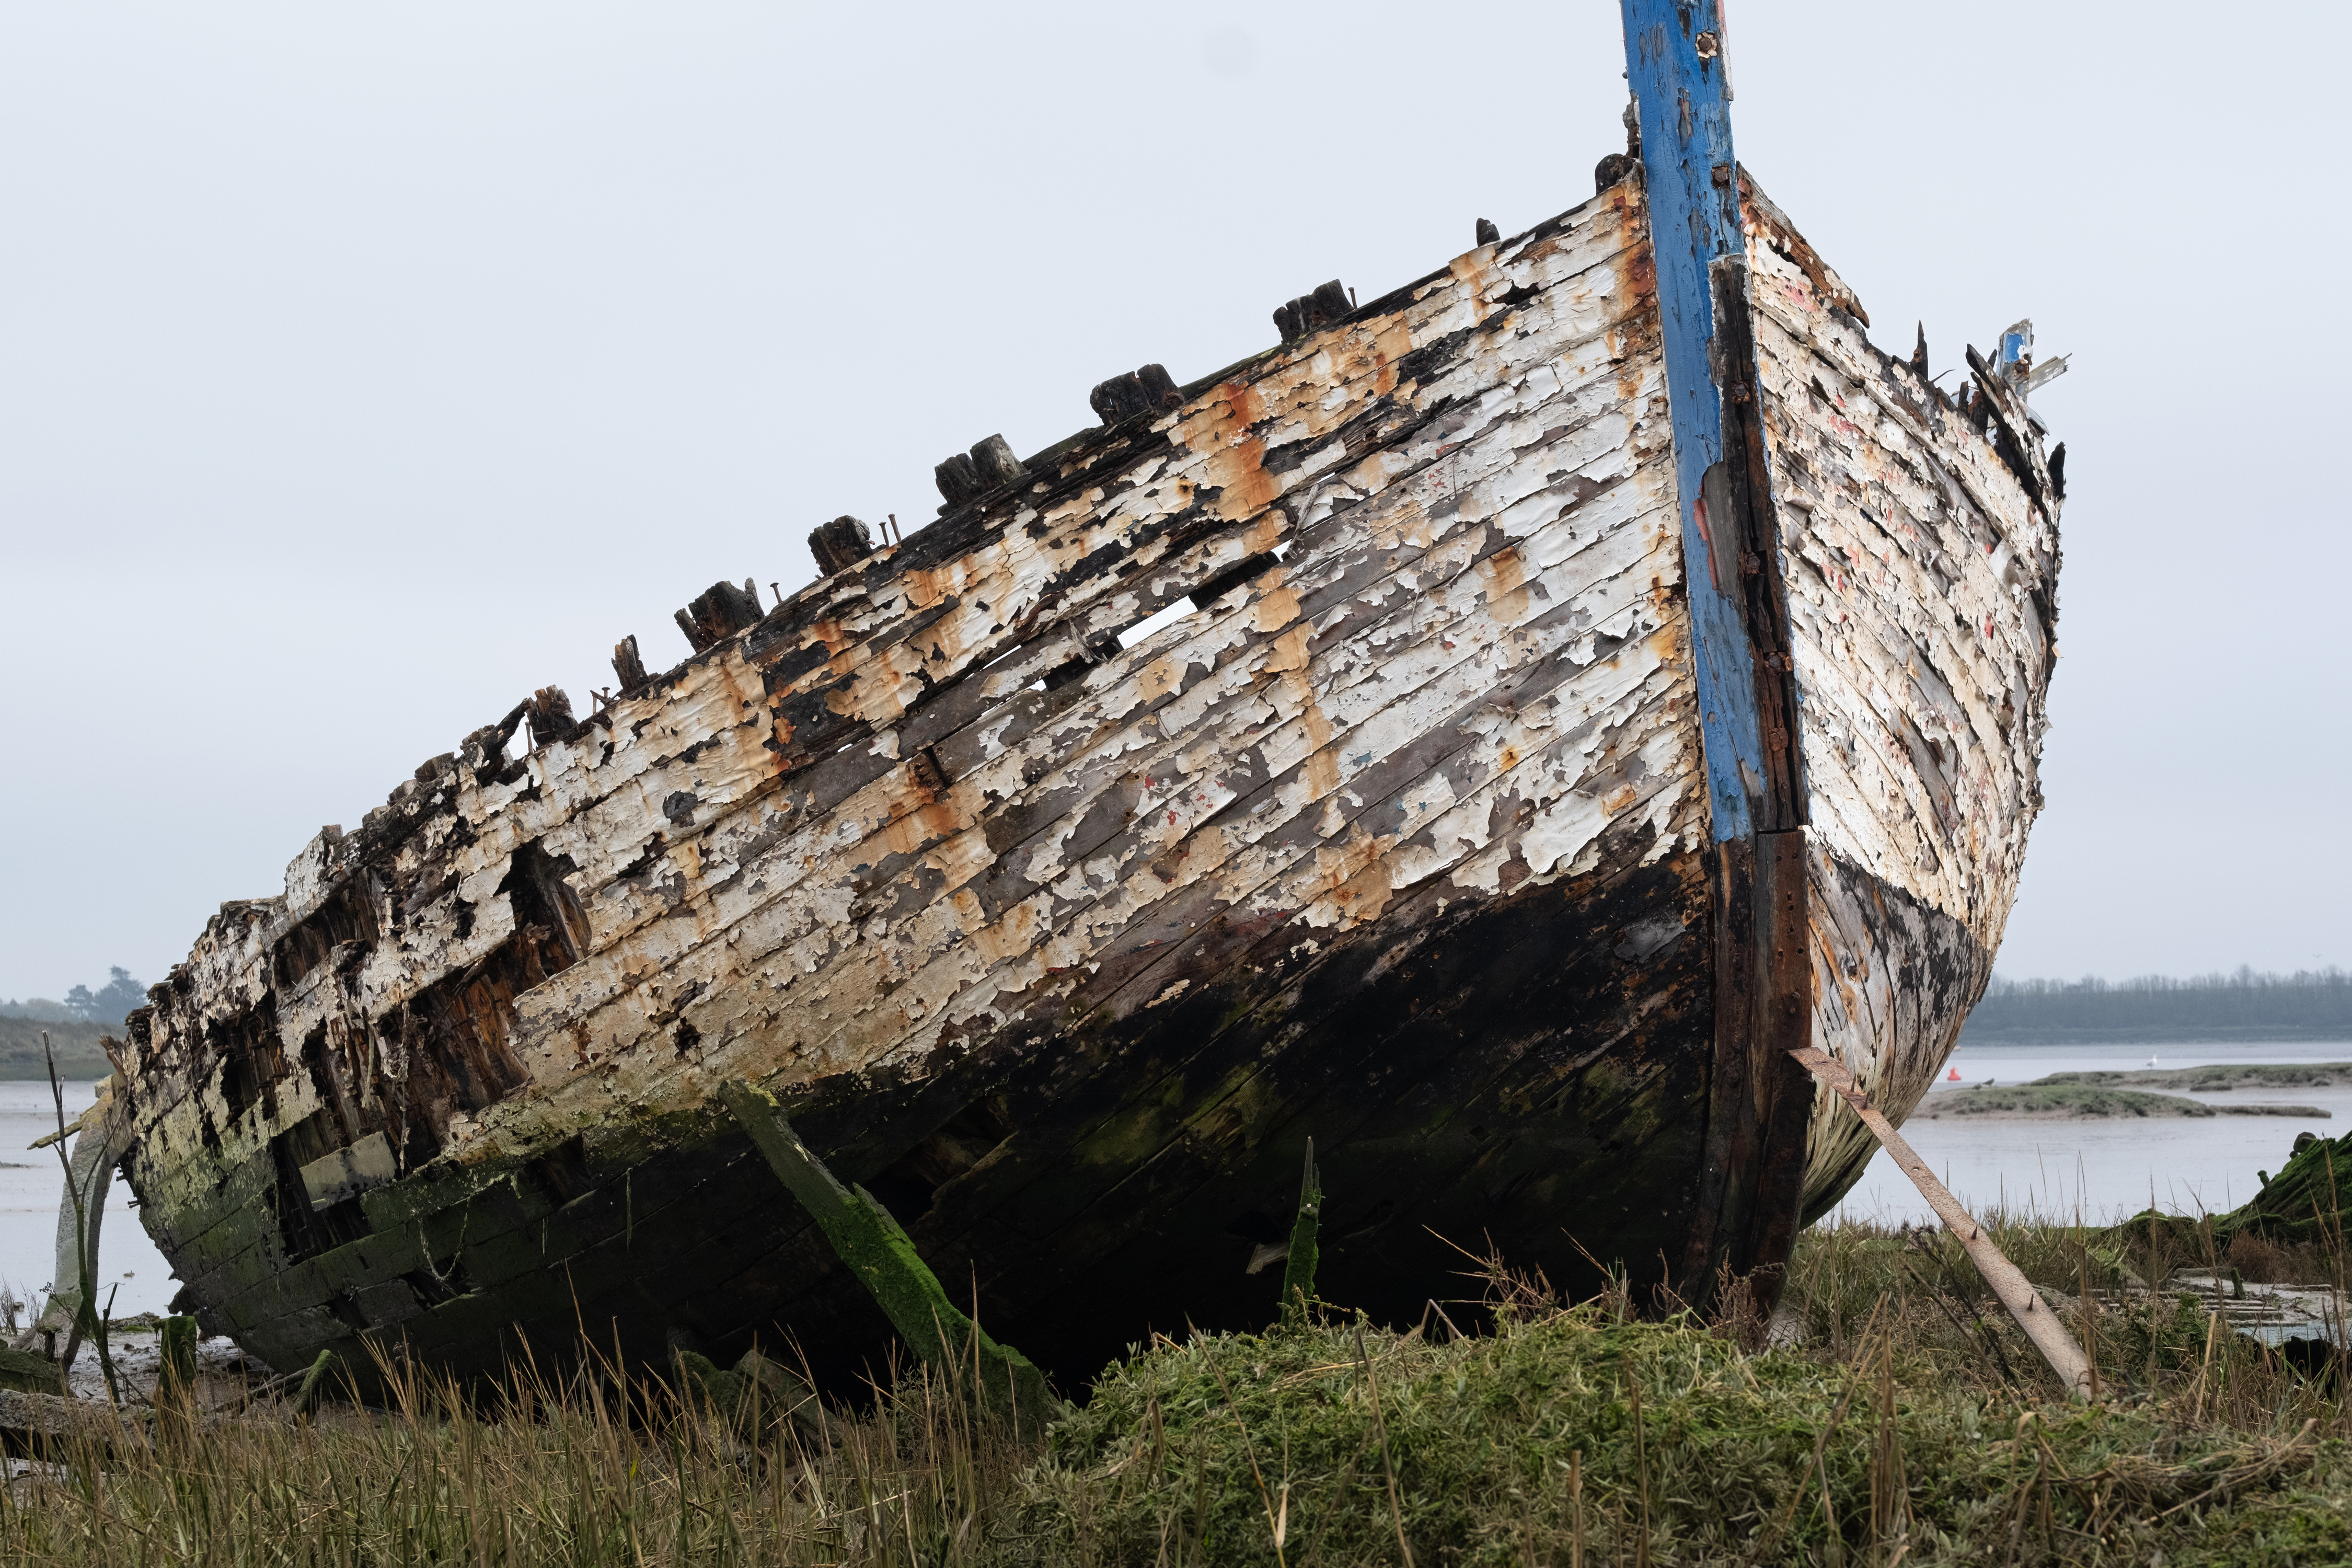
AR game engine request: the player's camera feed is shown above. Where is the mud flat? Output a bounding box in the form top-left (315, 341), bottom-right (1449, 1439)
top-left (2033, 1063), bottom-right (2352, 1092)
top-left (1910, 1083), bottom-right (2329, 1121)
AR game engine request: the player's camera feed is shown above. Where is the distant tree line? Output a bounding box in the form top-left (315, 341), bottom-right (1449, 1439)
top-left (0, 1017), bottom-right (116, 1080)
top-left (0, 967), bottom-right (148, 1029)
top-left (1964, 967), bottom-right (2352, 1042)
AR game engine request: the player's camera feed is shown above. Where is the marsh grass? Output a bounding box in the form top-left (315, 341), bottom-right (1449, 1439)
top-left (2, 1338), bottom-right (1025, 1566)
top-left (1015, 1242), bottom-right (2350, 1567)
top-left (8, 1214), bottom-right (2352, 1565)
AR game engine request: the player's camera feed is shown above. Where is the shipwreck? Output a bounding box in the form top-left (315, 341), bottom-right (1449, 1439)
top-left (71, 5), bottom-right (2063, 1389)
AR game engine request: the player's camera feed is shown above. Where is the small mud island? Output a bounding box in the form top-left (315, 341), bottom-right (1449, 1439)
top-left (1913, 1077), bottom-right (2332, 1121)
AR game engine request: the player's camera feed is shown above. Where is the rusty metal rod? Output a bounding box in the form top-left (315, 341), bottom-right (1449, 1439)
top-left (1789, 1046), bottom-right (2094, 1401)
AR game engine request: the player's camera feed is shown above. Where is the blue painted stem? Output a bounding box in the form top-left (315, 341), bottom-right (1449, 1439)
top-left (1620, 0), bottom-right (1767, 844)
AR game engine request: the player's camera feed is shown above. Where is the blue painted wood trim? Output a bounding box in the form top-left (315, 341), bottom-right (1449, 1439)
top-left (1620, 0), bottom-right (1766, 844)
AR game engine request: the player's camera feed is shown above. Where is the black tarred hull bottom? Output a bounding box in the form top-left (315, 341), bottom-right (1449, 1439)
top-left (185, 812), bottom-right (1722, 1393)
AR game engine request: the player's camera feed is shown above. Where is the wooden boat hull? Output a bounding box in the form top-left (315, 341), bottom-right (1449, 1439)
top-left (105, 156), bottom-right (2058, 1387)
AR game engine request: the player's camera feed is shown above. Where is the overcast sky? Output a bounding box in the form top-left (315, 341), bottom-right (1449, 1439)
top-left (4, 2), bottom-right (2344, 1001)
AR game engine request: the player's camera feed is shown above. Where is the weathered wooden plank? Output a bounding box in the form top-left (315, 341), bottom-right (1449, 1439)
top-left (1746, 213), bottom-right (2055, 948)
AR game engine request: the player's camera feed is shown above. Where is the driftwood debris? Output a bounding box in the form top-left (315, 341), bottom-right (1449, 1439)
top-left (0, 1345), bottom-right (64, 1398)
top-left (0, 1387), bottom-right (143, 1461)
top-left (673, 1346), bottom-right (824, 1440)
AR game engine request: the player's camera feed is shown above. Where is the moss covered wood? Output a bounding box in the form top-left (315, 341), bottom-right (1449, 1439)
top-left (2213, 1127), bottom-right (2352, 1246)
top-left (0, 1345), bottom-right (65, 1398)
top-left (155, 1315), bottom-right (200, 1411)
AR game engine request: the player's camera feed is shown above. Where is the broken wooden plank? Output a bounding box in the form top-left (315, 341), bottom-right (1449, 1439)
top-left (718, 1081), bottom-right (1057, 1426)
top-left (0, 1388), bottom-right (145, 1460)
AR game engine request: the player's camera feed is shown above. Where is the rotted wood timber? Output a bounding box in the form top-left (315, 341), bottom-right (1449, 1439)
top-left (102, 17), bottom-right (2061, 1393)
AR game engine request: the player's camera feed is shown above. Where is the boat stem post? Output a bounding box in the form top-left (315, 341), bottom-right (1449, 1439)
top-left (1623, 0), bottom-right (1819, 1309)
top-left (719, 1082), bottom-right (1060, 1427)
top-left (1788, 1047), bottom-right (2095, 1401)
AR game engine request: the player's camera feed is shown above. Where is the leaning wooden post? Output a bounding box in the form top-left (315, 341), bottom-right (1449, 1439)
top-left (1789, 1047), bottom-right (2094, 1401)
top-left (718, 1082), bottom-right (1059, 1428)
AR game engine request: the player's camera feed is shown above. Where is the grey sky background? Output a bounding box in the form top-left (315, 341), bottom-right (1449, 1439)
top-left (4, 2), bottom-right (2343, 1001)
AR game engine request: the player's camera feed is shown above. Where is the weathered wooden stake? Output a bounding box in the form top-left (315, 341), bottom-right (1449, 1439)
top-left (1279, 1138), bottom-right (1321, 1324)
top-left (293, 1348), bottom-right (341, 1415)
top-left (155, 1315), bottom-right (199, 1412)
top-left (1789, 1047), bottom-right (2094, 1401)
top-left (718, 1082), bottom-right (1059, 1427)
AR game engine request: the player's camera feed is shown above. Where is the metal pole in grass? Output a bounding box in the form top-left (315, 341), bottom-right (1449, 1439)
top-left (1789, 1047), bottom-right (2094, 1401)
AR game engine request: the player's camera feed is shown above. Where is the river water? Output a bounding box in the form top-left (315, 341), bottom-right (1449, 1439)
top-left (4, 1039), bottom-right (2348, 1326)
top-left (0, 1079), bottom-right (175, 1321)
top-left (1828, 1039), bottom-right (2352, 1227)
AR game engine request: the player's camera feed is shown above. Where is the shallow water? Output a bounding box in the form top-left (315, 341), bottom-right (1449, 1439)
top-left (0, 1080), bottom-right (175, 1320)
top-left (1829, 1039), bottom-right (2352, 1227)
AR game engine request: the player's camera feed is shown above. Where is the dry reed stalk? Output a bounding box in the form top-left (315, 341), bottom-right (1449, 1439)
top-left (1868, 1327), bottom-right (1910, 1564)
top-left (1626, 1375), bottom-right (1651, 1568)
top-left (1570, 1448), bottom-right (1584, 1568)
top-left (2190, 1306), bottom-right (2222, 1424)
top-left (1352, 1323), bottom-right (1414, 1568)
top-left (1204, 1354), bottom-right (1287, 1568)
